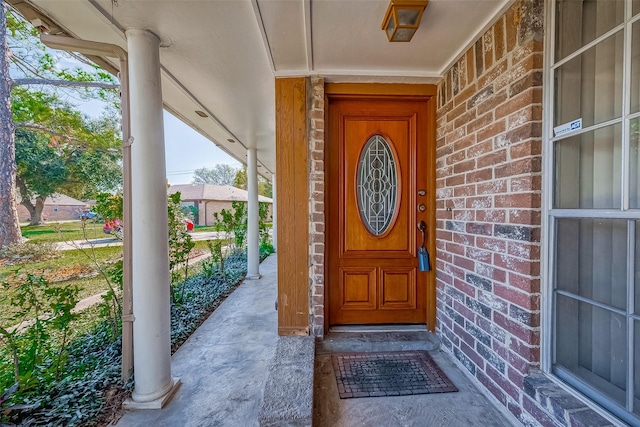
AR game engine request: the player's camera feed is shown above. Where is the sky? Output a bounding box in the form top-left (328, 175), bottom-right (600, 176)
top-left (163, 111), bottom-right (241, 185)
top-left (14, 35), bottom-right (241, 187)
top-left (78, 101), bottom-right (241, 186)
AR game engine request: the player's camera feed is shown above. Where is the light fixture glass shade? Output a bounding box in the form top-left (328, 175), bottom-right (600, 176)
top-left (393, 28), bottom-right (416, 42)
top-left (381, 0), bottom-right (428, 42)
top-left (386, 15), bottom-right (395, 39)
top-left (397, 8), bottom-right (420, 26)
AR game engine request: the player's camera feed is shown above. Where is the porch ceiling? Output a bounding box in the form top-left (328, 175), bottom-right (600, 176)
top-left (14, 0), bottom-right (512, 179)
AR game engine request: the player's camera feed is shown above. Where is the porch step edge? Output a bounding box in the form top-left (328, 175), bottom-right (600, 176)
top-left (259, 336), bottom-right (315, 427)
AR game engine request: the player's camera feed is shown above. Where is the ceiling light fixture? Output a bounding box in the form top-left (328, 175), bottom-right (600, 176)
top-left (195, 110), bottom-right (208, 117)
top-left (381, 0), bottom-right (428, 42)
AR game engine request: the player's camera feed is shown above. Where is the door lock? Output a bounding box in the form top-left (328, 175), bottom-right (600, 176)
top-left (418, 203), bottom-right (426, 212)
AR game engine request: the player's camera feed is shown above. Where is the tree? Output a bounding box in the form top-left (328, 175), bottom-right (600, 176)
top-left (233, 166), bottom-right (272, 198)
top-left (0, 2), bottom-right (21, 246)
top-left (233, 166), bottom-right (247, 190)
top-left (192, 164), bottom-right (238, 186)
top-left (0, 3), bottom-right (120, 242)
top-left (12, 86), bottom-right (121, 224)
top-left (15, 124), bottom-right (121, 225)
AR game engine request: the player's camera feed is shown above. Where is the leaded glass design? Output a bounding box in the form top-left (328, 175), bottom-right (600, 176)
top-left (357, 135), bottom-right (398, 236)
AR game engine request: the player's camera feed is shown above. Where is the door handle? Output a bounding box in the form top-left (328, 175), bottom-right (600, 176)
top-left (417, 220), bottom-right (430, 272)
top-left (417, 220), bottom-right (426, 247)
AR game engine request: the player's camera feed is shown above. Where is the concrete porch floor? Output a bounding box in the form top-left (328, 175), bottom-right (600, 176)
top-left (115, 254), bottom-right (516, 426)
top-left (116, 255), bottom-right (279, 426)
top-left (315, 330), bottom-right (517, 426)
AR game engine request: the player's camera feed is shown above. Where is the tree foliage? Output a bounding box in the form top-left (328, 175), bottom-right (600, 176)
top-left (192, 164), bottom-right (238, 186)
top-left (0, 6), bottom-right (122, 231)
top-left (233, 166), bottom-right (272, 198)
top-left (12, 90), bottom-right (122, 224)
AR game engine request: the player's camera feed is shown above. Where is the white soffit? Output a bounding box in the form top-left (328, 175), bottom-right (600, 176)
top-left (28, 0), bottom-right (277, 176)
top-left (255, 0), bottom-right (308, 73)
top-left (22, 0), bottom-right (512, 178)
top-left (257, 0), bottom-right (510, 78)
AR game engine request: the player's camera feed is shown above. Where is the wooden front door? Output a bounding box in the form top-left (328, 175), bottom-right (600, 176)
top-left (327, 88), bottom-right (436, 327)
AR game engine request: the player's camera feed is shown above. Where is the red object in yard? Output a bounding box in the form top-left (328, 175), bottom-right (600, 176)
top-left (103, 219), bottom-right (123, 239)
top-left (185, 218), bottom-right (194, 231)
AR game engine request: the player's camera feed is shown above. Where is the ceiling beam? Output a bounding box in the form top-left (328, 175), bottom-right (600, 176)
top-left (303, 0), bottom-right (313, 72)
top-left (250, 0), bottom-right (276, 74)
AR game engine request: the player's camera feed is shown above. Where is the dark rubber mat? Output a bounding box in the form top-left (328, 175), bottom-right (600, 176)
top-left (331, 350), bottom-right (458, 399)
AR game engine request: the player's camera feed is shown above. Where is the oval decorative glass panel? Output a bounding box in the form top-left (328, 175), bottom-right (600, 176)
top-left (357, 135), bottom-right (398, 236)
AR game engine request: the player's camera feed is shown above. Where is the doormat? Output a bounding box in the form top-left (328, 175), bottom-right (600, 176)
top-left (331, 350), bottom-right (457, 399)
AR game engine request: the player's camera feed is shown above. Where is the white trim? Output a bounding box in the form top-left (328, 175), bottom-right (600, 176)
top-left (551, 23), bottom-right (624, 70)
top-left (273, 68), bottom-right (442, 81)
top-left (540, 0), bottom-right (555, 373)
top-left (549, 209), bottom-right (640, 219)
top-left (250, 0), bottom-right (276, 74)
top-left (626, 221), bottom-right (635, 412)
top-left (438, 0), bottom-right (517, 76)
top-left (303, 0), bottom-right (313, 72)
top-left (622, 1), bottom-right (632, 211)
top-left (550, 117), bottom-right (623, 142)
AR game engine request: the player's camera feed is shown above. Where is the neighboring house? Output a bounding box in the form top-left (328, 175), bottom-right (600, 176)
top-left (168, 184), bottom-right (272, 226)
top-left (14, 0), bottom-right (639, 425)
top-left (16, 193), bottom-right (88, 222)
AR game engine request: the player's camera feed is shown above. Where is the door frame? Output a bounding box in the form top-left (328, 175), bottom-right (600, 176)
top-left (324, 83), bottom-right (438, 332)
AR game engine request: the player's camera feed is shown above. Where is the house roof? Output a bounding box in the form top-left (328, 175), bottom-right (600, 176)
top-left (38, 194), bottom-right (88, 206)
top-left (168, 184), bottom-right (273, 203)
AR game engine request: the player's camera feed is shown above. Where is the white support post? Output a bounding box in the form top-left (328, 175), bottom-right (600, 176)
top-left (271, 174), bottom-right (277, 252)
top-left (247, 147), bottom-right (261, 279)
top-left (124, 29), bottom-right (180, 409)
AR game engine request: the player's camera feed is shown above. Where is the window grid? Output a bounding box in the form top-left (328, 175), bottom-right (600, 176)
top-left (546, 0), bottom-right (639, 423)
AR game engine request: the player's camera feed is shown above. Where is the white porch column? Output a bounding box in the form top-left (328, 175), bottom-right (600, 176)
top-left (271, 174), bottom-right (277, 252)
top-left (125, 29), bottom-right (179, 409)
top-left (246, 147), bottom-right (261, 279)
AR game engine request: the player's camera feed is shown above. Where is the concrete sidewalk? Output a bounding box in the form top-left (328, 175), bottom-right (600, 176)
top-left (116, 254), bottom-right (278, 427)
top-left (55, 231), bottom-right (225, 251)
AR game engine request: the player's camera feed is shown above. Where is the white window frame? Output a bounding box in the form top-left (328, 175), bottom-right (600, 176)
top-left (542, 1), bottom-right (640, 424)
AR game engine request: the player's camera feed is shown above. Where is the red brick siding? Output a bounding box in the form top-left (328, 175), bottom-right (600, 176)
top-left (436, 0), bottom-right (546, 424)
top-left (16, 204), bottom-right (84, 222)
top-left (309, 77), bottom-right (326, 337)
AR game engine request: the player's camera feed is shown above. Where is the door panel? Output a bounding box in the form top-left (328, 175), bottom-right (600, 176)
top-left (328, 96), bottom-right (433, 326)
top-left (340, 268), bottom-right (377, 310)
top-left (380, 268), bottom-right (416, 310)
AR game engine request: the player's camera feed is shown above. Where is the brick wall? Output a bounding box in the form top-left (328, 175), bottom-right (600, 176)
top-left (17, 204), bottom-right (83, 222)
top-left (308, 76), bottom-right (326, 337)
top-left (435, 0), bottom-right (548, 424)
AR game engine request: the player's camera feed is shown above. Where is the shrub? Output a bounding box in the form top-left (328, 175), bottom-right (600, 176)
top-left (1, 249), bottom-right (249, 426)
top-left (260, 242), bottom-right (275, 261)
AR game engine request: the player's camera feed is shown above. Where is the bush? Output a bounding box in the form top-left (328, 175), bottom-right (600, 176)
top-left (1, 250), bottom-right (248, 426)
top-left (2, 321), bottom-right (126, 426)
top-left (260, 243), bottom-right (275, 261)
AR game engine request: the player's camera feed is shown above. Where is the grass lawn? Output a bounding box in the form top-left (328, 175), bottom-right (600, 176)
top-left (192, 225), bottom-right (220, 233)
top-left (0, 246), bottom-right (123, 328)
top-left (21, 221), bottom-right (107, 243)
top-left (0, 240), bottom-right (221, 329)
